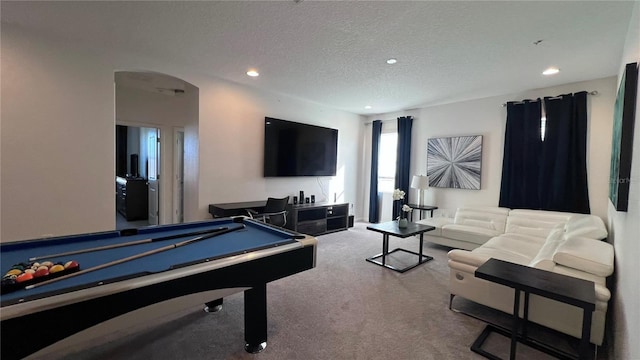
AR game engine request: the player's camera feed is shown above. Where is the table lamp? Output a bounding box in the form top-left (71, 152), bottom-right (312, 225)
top-left (411, 175), bottom-right (430, 206)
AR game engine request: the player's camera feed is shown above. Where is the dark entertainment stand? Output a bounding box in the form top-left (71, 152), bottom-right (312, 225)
top-left (208, 201), bottom-right (350, 236)
top-left (287, 202), bottom-right (349, 235)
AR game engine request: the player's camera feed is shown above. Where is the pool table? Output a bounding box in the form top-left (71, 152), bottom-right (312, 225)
top-left (0, 217), bottom-right (317, 360)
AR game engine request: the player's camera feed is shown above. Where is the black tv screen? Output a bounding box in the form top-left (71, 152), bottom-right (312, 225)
top-left (264, 117), bottom-right (338, 177)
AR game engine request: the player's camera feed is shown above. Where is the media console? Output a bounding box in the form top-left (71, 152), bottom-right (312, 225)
top-left (286, 202), bottom-right (349, 236)
top-left (208, 201), bottom-right (349, 236)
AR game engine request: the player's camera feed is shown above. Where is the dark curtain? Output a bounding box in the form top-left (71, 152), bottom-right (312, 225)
top-left (394, 116), bottom-right (413, 219)
top-left (499, 93), bottom-right (591, 213)
top-left (540, 92), bottom-right (590, 213)
top-left (499, 100), bottom-right (542, 209)
top-left (368, 120), bottom-right (382, 223)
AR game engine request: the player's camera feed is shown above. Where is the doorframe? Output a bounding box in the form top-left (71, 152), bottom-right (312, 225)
top-left (115, 120), bottom-right (165, 225)
top-left (173, 127), bottom-right (185, 223)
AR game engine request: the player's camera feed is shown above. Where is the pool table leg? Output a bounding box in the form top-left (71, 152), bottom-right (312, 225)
top-left (204, 298), bottom-right (224, 313)
top-left (244, 284), bottom-right (267, 353)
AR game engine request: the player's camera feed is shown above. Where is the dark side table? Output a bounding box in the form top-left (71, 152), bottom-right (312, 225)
top-left (406, 204), bottom-right (438, 221)
top-left (366, 221), bottom-right (435, 273)
top-left (471, 258), bottom-right (596, 360)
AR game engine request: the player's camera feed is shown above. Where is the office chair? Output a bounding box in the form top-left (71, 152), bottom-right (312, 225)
top-left (246, 196), bottom-right (289, 227)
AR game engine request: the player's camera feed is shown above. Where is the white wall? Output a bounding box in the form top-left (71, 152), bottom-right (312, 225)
top-left (195, 75), bottom-right (362, 220)
top-left (1, 27), bottom-right (115, 240)
top-left (608, 2), bottom-right (640, 359)
top-left (359, 77), bottom-right (616, 222)
top-left (0, 25), bottom-right (362, 241)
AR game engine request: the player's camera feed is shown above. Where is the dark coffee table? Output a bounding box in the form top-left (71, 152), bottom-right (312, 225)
top-left (366, 221), bottom-right (435, 273)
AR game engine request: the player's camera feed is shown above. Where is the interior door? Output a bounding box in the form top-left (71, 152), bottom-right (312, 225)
top-left (147, 129), bottom-right (160, 225)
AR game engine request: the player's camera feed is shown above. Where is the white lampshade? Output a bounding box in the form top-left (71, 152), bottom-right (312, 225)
top-left (411, 175), bottom-right (429, 190)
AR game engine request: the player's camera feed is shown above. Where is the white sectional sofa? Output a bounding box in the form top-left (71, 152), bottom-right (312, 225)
top-left (416, 207), bottom-right (613, 345)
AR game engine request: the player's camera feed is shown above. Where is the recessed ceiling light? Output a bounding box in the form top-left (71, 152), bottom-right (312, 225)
top-left (365, 105), bottom-right (372, 109)
top-left (386, 58), bottom-right (397, 65)
top-left (542, 67), bottom-right (559, 76)
top-left (246, 70), bottom-right (259, 77)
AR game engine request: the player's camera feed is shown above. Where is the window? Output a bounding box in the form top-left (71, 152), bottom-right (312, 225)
top-left (377, 132), bottom-right (397, 192)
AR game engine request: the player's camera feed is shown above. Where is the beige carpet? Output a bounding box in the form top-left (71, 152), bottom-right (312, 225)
top-left (37, 222), bottom-right (603, 360)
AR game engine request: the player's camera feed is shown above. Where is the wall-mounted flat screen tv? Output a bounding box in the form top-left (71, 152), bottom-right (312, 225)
top-left (264, 117), bottom-right (338, 177)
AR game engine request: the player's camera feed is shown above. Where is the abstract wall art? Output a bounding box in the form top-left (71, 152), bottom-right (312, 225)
top-left (427, 135), bottom-right (482, 190)
top-left (609, 62), bottom-right (638, 212)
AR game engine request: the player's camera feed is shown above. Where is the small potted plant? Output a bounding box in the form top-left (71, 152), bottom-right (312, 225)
top-left (392, 189), bottom-right (412, 228)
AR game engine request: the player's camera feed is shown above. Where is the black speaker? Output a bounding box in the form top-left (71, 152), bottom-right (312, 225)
top-left (311, 195), bottom-right (315, 203)
top-left (299, 191), bottom-right (304, 204)
top-left (293, 196), bottom-right (298, 204)
top-left (305, 197), bottom-right (310, 203)
top-left (130, 154), bottom-right (139, 177)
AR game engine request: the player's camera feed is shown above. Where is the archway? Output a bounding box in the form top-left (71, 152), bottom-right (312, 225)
top-left (114, 71), bottom-right (199, 227)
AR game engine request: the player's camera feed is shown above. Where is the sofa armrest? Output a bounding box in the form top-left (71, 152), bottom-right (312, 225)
top-left (447, 249), bottom-right (491, 268)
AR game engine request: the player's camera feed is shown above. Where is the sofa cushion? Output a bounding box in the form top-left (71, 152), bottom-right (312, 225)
top-left (441, 224), bottom-right (502, 245)
top-left (415, 217), bottom-right (453, 237)
top-left (505, 216), bottom-right (565, 238)
top-left (553, 237), bottom-right (614, 277)
top-left (470, 247), bottom-right (532, 265)
top-left (508, 209), bottom-right (573, 222)
top-left (481, 234), bottom-right (546, 259)
top-left (454, 209), bottom-right (508, 233)
top-left (458, 206), bottom-right (511, 215)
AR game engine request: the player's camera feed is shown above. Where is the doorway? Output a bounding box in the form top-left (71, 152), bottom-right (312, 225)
top-left (115, 125), bottom-right (161, 229)
top-left (114, 71), bottom-right (198, 227)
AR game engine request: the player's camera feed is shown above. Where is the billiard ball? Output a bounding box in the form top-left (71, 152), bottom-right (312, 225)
top-left (41, 261), bottom-right (53, 268)
top-left (1, 278), bottom-right (16, 286)
top-left (34, 268), bottom-right (49, 278)
top-left (49, 264), bottom-right (65, 273)
top-left (64, 261), bottom-right (79, 270)
top-left (15, 272), bottom-right (34, 283)
top-left (24, 269), bottom-right (36, 275)
top-left (6, 269), bottom-right (22, 276)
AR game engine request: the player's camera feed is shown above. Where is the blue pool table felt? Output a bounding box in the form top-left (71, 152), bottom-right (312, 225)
top-left (1, 219), bottom-right (297, 303)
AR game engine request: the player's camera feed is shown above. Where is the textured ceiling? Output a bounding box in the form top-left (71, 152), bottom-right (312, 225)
top-left (1, 1), bottom-right (634, 115)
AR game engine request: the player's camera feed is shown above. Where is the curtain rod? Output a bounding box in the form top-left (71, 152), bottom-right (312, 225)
top-left (501, 91), bottom-right (598, 107)
top-left (363, 118), bottom-right (396, 125)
